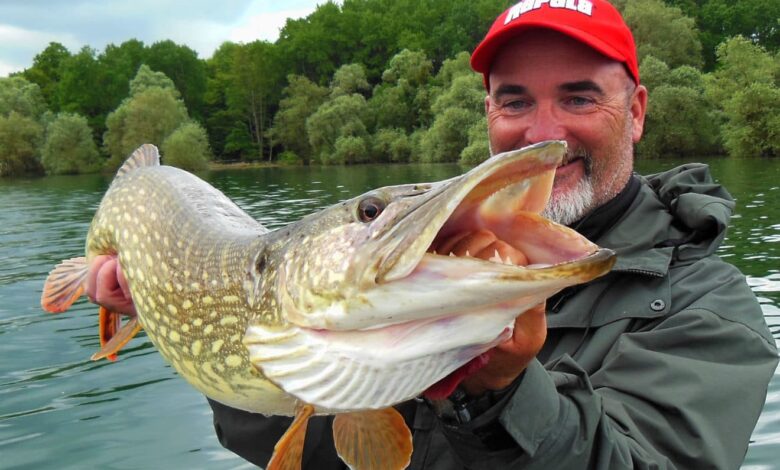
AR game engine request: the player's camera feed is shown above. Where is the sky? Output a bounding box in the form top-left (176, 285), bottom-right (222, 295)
top-left (0, 0), bottom-right (336, 77)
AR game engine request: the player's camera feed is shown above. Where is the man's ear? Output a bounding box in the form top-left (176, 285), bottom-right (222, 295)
top-left (631, 85), bottom-right (648, 143)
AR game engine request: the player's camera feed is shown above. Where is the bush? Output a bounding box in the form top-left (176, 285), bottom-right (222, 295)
top-left (277, 150), bottom-right (303, 166)
top-left (332, 135), bottom-right (369, 165)
top-left (373, 128), bottom-right (412, 163)
top-left (41, 113), bottom-right (101, 174)
top-left (460, 116), bottom-right (490, 165)
top-left (161, 121), bottom-right (212, 171)
top-left (0, 112), bottom-right (44, 176)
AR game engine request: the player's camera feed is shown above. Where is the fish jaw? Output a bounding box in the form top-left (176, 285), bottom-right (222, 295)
top-left (277, 140), bottom-right (575, 330)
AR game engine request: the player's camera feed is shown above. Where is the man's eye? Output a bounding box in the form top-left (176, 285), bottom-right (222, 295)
top-left (566, 96), bottom-right (593, 107)
top-left (504, 100), bottom-right (529, 111)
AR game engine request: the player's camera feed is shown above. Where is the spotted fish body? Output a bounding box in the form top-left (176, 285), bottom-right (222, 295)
top-left (86, 146), bottom-right (297, 414)
top-left (43, 142), bottom-right (616, 469)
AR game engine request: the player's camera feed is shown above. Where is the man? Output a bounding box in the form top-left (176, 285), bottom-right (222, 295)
top-left (89, 1), bottom-right (778, 468)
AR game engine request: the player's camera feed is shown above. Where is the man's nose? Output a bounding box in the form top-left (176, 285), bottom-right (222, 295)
top-left (524, 105), bottom-right (566, 144)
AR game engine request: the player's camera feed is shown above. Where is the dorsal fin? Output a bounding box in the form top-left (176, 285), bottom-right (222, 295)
top-left (117, 144), bottom-right (161, 178)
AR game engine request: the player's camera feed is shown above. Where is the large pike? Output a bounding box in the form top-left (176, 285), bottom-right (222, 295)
top-left (42, 141), bottom-right (615, 469)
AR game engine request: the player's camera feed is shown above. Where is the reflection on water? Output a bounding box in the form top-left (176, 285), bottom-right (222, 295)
top-left (1, 158), bottom-right (778, 468)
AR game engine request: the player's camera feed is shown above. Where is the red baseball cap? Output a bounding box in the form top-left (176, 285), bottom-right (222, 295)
top-left (471, 0), bottom-right (639, 88)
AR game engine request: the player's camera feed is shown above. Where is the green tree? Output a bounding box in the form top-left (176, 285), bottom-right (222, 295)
top-left (330, 63), bottom-right (370, 98)
top-left (22, 42), bottom-right (71, 111)
top-left (622, 0), bottom-right (703, 69)
top-left (306, 93), bottom-right (370, 164)
top-left (0, 112), bottom-right (44, 176)
top-left (369, 49), bottom-right (433, 132)
top-left (721, 83), bottom-right (780, 157)
top-left (41, 113), bottom-right (102, 174)
top-left (56, 46), bottom-right (110, 134)
top-left (460, 116), bottom-right (490, 164)
top-left (129, 64), bottom-right (180, 97)
top-left (705, 36), bottom-right (778, 105)
top-left (96, 40), bottom-right (147, 116)
top-left (372, 127), bottom-right (413, 163)
top-left (222, 41), bottom-right (283, 161)
top-left (104, 67), bottom-right (190, 170)
top-left (705, 36), bottom-right (780, 157)
top-left (637, 56), bottom-right (721, 157)
top-left (145, 40), bottom-right (207, 119)
top-left (0, 76), bottom-right (47, 119)
top-left (417, 54), bottom-right (485, 163)
top-left (203, 42), bottom-right (244, 160)
top-left (269, 74), bottom-right (329, 165)
top-left (161, 121), bottom-right (212, 171)
top-left (664, 0), bottom-right (780, 70)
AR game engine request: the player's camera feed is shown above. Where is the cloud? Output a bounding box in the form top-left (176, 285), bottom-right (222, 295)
top-left (0, 23), bottom-right (80, 76)
top-left (228, 7), bottom-right (315, 44)
top-left (0, 0), bottom-right (336, 77)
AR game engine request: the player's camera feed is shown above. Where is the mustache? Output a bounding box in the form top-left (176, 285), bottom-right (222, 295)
top-left (563, 147), bottom-right (593, 176)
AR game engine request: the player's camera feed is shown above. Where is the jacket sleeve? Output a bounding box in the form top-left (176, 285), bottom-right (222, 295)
top-left (208, 398), bottom-right (346, 469)
top-left (439, 275), bottom-right (778, 469)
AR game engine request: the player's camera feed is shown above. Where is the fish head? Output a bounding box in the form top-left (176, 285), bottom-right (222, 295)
top-left (271, 140), bottom-right (615, 330)
top-left (246, 140), bottom-right (617, 411)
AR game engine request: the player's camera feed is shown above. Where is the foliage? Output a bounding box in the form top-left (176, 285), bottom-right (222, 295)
top-left (306, 93), bottom-right (370, 165)
top-left (637, 56), bottom-right (721, 157)
top-left (0, 112), bottom-right (44, 176)
top-left (41, 113), bottom-right (102, 174)
top-left (460, 116), bottom-right (490, 164)
top-left (277, 150), bottom-right (303, 165)
top-left (0, 76), bottom-right (47, 119)
top-left (664, 0), bottom-right (780, 70)
top-left (331, 64), bottom-right (370, 98)
top-left (622, 0), bottom-right (702, 69)
top-left (21, 42), bottom-right (71, 110)
top-left (104, 80), bottom-right (189, 170)
top-left (129, 64), bottom-right (180, 98)
top-left (705, 36), bottom-right (780, 157)
top-left (8, 0), bottom-right (780, 171)
top-left (161, 121), bottom-right (212, 171)
top-left (373, 127), bottom-right (413, 163)
top-left (721, 83), bottom-right (780, 157)
top-left (418, 71), bottom-right (484, 163)
top-left (145, 40), bottom-right (207, 120)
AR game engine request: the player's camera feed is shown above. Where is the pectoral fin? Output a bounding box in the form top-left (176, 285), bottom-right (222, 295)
top-left (333, 407), bottom-right (412, 470)
top-left (267, 403), bottom-right (315, 470)
top-left (90, 313), bottom-right (142, 361)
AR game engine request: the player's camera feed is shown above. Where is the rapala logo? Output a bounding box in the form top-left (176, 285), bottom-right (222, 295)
top-left (504, 0), bottom-right (594, 25)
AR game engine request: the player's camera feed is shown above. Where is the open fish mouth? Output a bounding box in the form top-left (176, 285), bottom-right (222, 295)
top-left (246, 141), bottom-right (616, 411)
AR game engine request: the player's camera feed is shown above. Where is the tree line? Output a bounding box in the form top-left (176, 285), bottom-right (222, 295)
top-left (1, 0), bottom-right (778, 177)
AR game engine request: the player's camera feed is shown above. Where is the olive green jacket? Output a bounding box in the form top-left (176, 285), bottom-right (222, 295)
top-left (209, 164), bottom-right (778, 469)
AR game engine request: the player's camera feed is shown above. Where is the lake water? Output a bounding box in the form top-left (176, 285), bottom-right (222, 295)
top-left (1, 158), bottom-right (778, 469)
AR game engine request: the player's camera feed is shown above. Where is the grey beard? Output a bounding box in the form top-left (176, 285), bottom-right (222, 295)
top-left (540, 177), bottom-right (595, 226)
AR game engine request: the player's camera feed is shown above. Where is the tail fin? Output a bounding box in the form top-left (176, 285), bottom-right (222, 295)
top-left (41, 257), bottom-right (88, 313)
top-left (116, 144), bottom-right (160, 178)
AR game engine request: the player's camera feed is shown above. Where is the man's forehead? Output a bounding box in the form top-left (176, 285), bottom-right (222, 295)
top-left (488, 30), bottom-right (630, 91)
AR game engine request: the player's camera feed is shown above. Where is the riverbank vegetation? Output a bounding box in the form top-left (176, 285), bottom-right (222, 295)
top-left (1, 0), bottom-right (778, 176)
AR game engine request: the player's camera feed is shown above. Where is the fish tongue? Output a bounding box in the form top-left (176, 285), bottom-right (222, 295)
top-left (422, 353), bottom-right (490, 400)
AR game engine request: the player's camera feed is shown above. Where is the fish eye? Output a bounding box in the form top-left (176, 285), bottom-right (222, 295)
top-left (357, 196), bottom-right (386, 222)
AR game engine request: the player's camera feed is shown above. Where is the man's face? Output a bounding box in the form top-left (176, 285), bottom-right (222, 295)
top-left (486, 30), bottom-right (647, 225)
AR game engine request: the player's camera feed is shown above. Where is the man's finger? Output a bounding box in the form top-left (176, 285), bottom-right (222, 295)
top-left (86, 255), bottom-right (113, 301)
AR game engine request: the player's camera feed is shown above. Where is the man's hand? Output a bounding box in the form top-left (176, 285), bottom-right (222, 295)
top-left (86, 254), bottom-right (137, 316)
top-left (432, 229), bottom-right (547, 396)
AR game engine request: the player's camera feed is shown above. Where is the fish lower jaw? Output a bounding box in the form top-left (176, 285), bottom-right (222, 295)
top-left (244, 307), bottom-right (517, 412)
